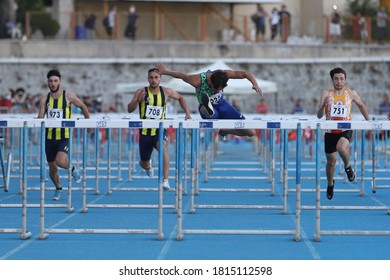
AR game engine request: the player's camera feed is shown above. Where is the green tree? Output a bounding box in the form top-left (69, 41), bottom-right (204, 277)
top-left (346, 0), bottom-right (379, 16)
top-left (16, 0), bottom-right (60, 38)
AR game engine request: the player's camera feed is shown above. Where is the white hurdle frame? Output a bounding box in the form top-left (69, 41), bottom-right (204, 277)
top-left (2, 117), bottom-right (390, 241)
top-left (176, 121), bottom-right (304, 241)
top-left (38, 120), bottom-right (167, 240)
top-left (312, 120), bottom-right (390, 241)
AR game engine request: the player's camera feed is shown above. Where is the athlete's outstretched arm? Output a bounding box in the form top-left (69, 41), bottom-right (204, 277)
top-left (156, 64), bottom-right (200, 88)
top-left (224, 70), bottom-right (263, 95)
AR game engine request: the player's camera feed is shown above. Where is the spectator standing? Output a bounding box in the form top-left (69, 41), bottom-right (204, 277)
top-left (269, 8), bottom-right (280, 40)
top-left (329, 5), bottom-right (342, 43)
top-left (5, 17), bottom-right (15, 38)
top-left (0, 91), bottom-right (13, 113)
top-left (253, 4), bottom-right (268, 41)
top-left (379, 94), bottom-right (390, 115)
top-left (291, 98), bottom-right (304, 114)
top-left (377, 6), bottom-right (388, 44)
top-left (104, 5), bottom-right (117, 38)
top-left (278, 4), bottom-right (291, 41)
top-left (84, 13), bottom-right (96, 39)
top-left (358, 13), bottom-right (367, 43)
top-left (256, 98), bottom-right (268, 114)
top-left (124, 5), bottom-right (139, 40)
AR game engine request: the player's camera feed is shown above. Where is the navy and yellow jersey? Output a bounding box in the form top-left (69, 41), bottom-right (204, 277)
top-left (139, 86), bottom-right (166, 136)
top-left (45, 90), bottom-right (72, 140)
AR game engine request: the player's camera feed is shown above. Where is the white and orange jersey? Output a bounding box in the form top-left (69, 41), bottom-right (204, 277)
top-left (324, 87), bottom-right (353, 133)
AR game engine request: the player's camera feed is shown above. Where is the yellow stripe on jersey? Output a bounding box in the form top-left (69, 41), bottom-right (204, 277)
top-left (47, 90), bottom-right (71, 140)
top-left (139, 87), bottom-right (166, 136)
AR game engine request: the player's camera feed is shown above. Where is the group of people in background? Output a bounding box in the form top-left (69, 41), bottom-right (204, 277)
top-left (100, 4), bottom-right (139, 40)
top-left (330, 5), bottom-right (388, 44)
top-left (252, 4), bottom-right (291, 42)
top-left (82, 4), bottom-right (139, 40)
top-left (1, 63), bottom-right (389, 203)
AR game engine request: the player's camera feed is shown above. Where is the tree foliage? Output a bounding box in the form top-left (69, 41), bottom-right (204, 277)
top-left (346, 0), bottom-right (380, 16)
top-left (16, 0), bottom-right (60, 38)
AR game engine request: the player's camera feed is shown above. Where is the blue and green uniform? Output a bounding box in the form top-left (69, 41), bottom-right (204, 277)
top-left (196, 71), bottom-right (244, 120)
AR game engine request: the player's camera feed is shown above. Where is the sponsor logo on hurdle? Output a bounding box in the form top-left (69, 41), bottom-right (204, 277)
top-left (337, 122), bottom-right (351, 129)
top-left (61, 121), bottom-right (75, 127)
top-left (234, 121), bottom-right (245, 129)
top-left (199, 122), bottom-right (213, 128)
top-left (0, 121), bottom-right (7, 127)
top-left (96, 120), bottom-right (107, 128)
top-left (128, 121), bottom-right (143, 128)
top-left (267, 122), bottom-right (281, 129)
top-left (372, 122), bottom-right (383, 130)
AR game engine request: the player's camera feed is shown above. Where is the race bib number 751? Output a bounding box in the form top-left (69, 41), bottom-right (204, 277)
top-left (330, 104), bottom-right (347, 118)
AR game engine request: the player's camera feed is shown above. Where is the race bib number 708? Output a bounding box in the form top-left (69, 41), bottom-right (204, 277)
top-left (145, 105), bottom-right (163, 119)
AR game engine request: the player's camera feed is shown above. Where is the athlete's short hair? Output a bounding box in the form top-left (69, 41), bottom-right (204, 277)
top-left (211, 70), bottom-right (228, 89)
top-left (330, 67), bottom-right (346, 79)
top-left (148, 68), bottom-right (160, 75)
top-left (47, 69), bottom-right (61, 79)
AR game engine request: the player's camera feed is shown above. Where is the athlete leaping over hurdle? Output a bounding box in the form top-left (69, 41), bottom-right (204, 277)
top-left (156, 63), bottom-right (263, 140)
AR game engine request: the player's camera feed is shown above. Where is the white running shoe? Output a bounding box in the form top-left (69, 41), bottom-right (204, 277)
top-left (163, 180), bottom-right (170, 191)
top-left (52, 189), bottom-right (62, 201)
top-left (72, 166), bottom-right (82, 183)
top-left (146, 167), bottom-right (154, 178)
top-left (201, 93), bottom-right (214, 117)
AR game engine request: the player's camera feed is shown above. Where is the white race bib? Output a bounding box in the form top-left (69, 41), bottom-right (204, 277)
top-left (209, 92), bottom-right (222, 104)
top-left (330, 104), bottom-right (347, 118)
top-left (145, 105), bottom-right (163, 119)
top-left (47, 108), bottom-right (63, 119)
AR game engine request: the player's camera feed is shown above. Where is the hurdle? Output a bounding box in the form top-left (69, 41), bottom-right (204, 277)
top-left (0, 134), bottom-right (12, 193)
top-left (0, 120), bottom-right (31, 239)
top-left (312, 120), bottom-right (390, 241)
top-left (196, 127), bottom-right (276, 197)
top-left (282, 122), bottom-right (367, 196)
top-left (371, 126), bottom-right (390, 193)
top-left (35, 119), bottom-right (166, 240)
top-left (176, 121), bottom-right (302, 241)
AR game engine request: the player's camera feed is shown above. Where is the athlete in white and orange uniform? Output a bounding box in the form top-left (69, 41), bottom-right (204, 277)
top-left (317, 67), bottom-right (369, 200)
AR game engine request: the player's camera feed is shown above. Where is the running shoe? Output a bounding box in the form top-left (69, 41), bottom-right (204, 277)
top-left (163, 180), bottom-right (170, 191)
top-left (345, 165), bottom-right (355, 182)
top-left (72, 166), bottom-right (82, 183)
top-left (201, 93), bottom-right (214, 117)
top-left (326, 180), bottom-right (335, 200)
top-left (52, 189), bottom-right (62, 201)
top-left (146, 167), bottom-right (154, 178)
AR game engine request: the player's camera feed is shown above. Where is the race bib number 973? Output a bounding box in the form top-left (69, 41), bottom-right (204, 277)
top-left (48, 108), bottom-right (63, 119)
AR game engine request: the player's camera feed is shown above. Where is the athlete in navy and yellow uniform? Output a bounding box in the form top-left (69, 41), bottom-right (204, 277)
top-left (317, 67), bottom-right (369, 200)
top-left (127, 68), bottom-right (191, 191)
top-left (37, 69), bottom-right (92, 200)
top-left (156, 63), bottom-right (263, 138)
